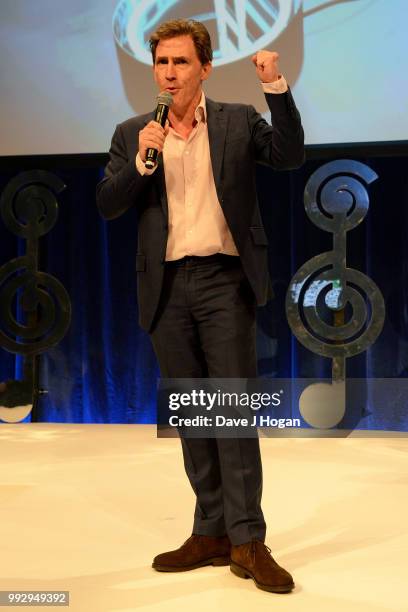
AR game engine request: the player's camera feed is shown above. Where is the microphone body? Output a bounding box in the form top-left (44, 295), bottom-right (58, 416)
top-left (145, 92), bottom-right (173, 169)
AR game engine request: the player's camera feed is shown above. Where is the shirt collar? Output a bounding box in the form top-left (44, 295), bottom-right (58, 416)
top-left (194, 91), bottom-right (207, 124)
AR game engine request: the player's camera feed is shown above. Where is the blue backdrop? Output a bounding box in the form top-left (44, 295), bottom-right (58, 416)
top-left (1, 153), bottom-right (407, 428)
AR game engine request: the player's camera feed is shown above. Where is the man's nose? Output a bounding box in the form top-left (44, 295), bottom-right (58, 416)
top-left (165, 61), bottom-right (176, 79)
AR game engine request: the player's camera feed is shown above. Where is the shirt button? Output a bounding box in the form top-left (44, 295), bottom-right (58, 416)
top-left (185, 150), bottom-right (190, 155)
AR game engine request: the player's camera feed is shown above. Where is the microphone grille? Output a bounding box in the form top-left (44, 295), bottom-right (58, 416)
top-left (157, 91), bottom-right (174, 107)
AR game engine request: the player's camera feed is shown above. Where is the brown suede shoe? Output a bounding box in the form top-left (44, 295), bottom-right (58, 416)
top-left (152, 534), bottom-right (231, 572)
top-left (230, 540), bottom-right (295, 593)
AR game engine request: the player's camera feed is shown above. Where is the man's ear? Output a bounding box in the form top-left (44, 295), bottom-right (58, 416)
top-left (201, 62), bottom-right (212, 82)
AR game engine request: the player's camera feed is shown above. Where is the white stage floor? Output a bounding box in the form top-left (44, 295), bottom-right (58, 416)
top-left (0, 424), bottom-right (406, 612)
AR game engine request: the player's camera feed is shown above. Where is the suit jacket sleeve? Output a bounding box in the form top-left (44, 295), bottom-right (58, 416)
top-left (248, 87), bottom-right (305, 170)
top-left (96, 122), bottom-right (153, 220)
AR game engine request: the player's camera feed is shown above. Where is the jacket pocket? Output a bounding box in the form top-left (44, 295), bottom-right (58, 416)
top-left (250, 226), bottom-right (268, 246)
top-left (135, 254), bottom-right (146, 271)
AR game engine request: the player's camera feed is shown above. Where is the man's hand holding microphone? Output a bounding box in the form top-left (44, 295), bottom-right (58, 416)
top-left (138, 120), bottom-right (169, 166)
top-left (137, 90), bottom-right (173, 170)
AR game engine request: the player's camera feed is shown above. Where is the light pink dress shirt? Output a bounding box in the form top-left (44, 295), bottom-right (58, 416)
top-left (136, 78), bottom-right (288, 261)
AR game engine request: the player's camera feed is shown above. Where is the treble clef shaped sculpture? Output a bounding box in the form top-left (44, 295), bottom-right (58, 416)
top-left (285, 160), bottom-right (385, 429)
top-left (0, 171), bottom-right (71, 422)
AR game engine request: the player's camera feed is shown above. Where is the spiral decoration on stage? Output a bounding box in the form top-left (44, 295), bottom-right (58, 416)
top-left (113, 0), bottom-right (302, 67)
top-left (0, 171), bottom-right (71, 422)
top-left (285, 160), bottom-right (385, 429)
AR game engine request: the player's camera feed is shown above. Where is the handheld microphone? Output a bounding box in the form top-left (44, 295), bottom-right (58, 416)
top-left (145, 91), bottom-right (173, 169)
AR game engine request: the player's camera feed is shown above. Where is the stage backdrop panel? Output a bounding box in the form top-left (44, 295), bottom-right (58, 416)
top-left (1, 0), bottom-right (407, 155)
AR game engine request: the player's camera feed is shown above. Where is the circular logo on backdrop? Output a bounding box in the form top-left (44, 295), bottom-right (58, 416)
top-left (113, 0), bottom-right (302, 66)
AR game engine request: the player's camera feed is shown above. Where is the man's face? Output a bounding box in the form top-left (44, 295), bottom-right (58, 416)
top-left (153, 35), bottom-right (212, 111)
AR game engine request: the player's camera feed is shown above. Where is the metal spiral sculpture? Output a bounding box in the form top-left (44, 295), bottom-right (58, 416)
top-left (286, 160), bottom-right (385, 429)
top-left (0, 171), bottom-right (71, 422)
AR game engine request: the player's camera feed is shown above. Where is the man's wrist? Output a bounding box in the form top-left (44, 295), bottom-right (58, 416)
top-left (261, 75), bottom-right (288, 94)
top-left (261, 74), bottom-right (281, 83)
top-left (135, 151), bottom-right (156, 176)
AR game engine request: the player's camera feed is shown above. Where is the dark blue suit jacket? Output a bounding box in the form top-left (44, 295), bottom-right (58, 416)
top-left (96, 89), bottom-right (304, 331)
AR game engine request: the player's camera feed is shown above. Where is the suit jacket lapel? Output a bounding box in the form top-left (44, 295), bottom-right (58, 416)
top-left (156, 159), bottom-right (168, 220)
top-left (206, 98), bottom-right (228, 202)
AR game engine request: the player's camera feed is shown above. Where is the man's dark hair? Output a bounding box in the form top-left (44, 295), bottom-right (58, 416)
top-left (149, 19), bottom-right (213, 65)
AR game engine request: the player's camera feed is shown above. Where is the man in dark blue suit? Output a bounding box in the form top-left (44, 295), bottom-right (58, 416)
top-left (97, 18), bottom-right (304, 594)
